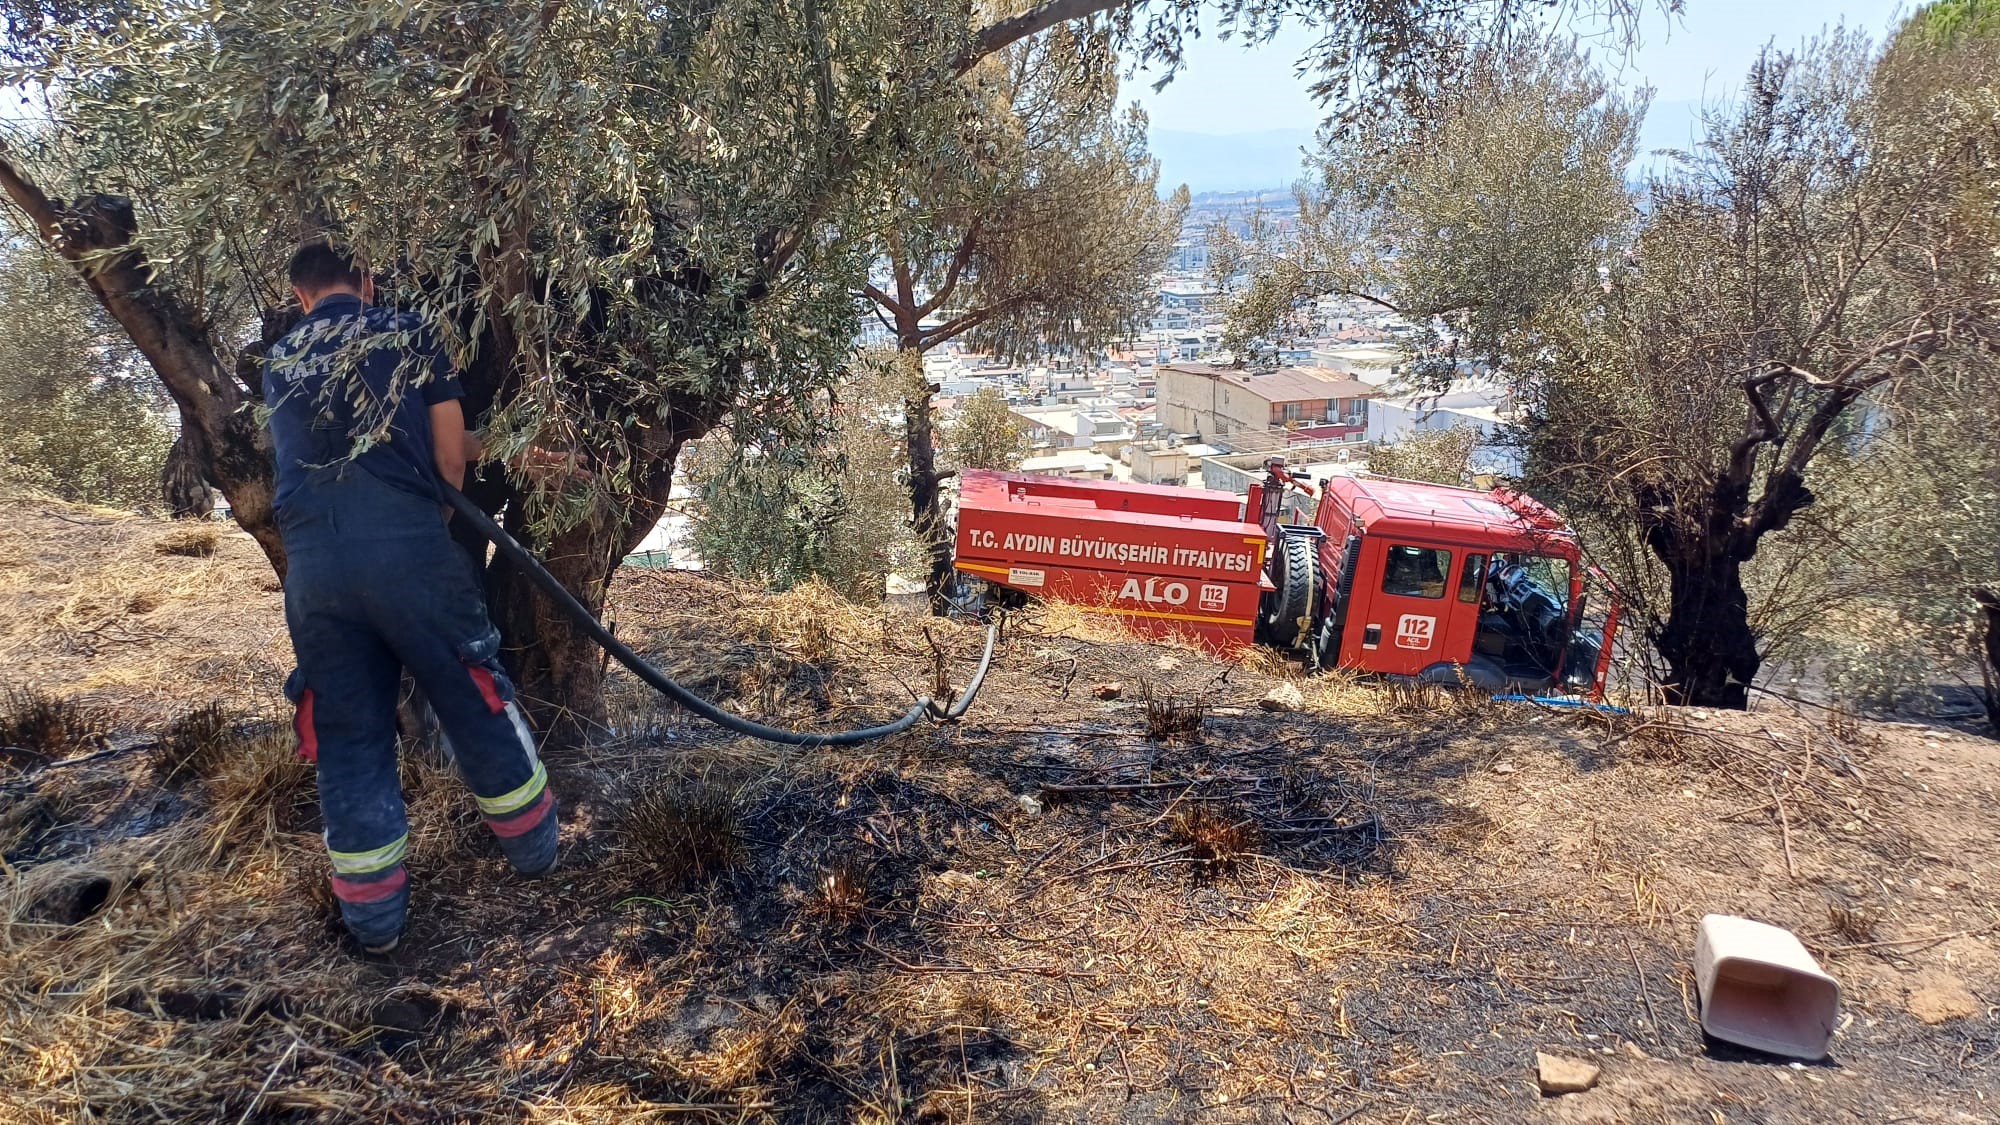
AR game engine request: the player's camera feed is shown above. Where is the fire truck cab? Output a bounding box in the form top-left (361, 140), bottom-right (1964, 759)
top-left (1251, 462), bottom-right (1620, 699)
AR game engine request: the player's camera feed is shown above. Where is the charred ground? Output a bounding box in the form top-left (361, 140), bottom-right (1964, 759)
top-left (1, 495), bottom-right (1997, 1123)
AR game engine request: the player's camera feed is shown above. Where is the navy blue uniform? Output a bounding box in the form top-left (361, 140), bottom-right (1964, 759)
top-left (265, 295), bottom-right (557, 949)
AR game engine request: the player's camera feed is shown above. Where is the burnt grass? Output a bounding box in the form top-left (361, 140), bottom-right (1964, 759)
top-left (1, 566), bottom-right (1997, 1122)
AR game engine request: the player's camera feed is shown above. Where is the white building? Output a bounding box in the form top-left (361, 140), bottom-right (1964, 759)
top-left (1020, 449), bottom-right (1118, 480)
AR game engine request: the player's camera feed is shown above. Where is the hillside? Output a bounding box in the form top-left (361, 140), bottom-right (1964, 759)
top-left (2, 494), bottom-right (1997, 1123)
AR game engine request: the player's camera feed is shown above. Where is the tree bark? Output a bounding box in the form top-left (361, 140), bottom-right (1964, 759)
top-left (160, 434), bottom-right (214, 519)
top-left (489, 513), bottom-right (623, 746)
top-left (959, 0), bottom-right (1127, 73)
top-left (1975, 588), bottom-right (2000, 734)
top-left (1654, 554), bottom-right (1761, 709)
top-left (482, 390), bottom-right (718, 744)
top-left (894, 331), bottom-right (955, 615)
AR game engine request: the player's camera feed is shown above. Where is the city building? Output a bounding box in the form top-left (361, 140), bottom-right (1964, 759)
top-left (1019, 449), bottom-right (1118, 480)
top-left (1156, 363), bottom-right (1379, 443)
top-left (1010, 405), bottom-right (1135, 452)
top-left (1127, 442), bottom-right (1192, 485)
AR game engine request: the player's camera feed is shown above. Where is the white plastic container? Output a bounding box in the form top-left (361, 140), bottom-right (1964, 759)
top-left (1694, 914), bottom-right (1842, 1059)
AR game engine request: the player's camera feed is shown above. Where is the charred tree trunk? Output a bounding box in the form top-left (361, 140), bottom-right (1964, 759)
top-left (160, 433), bottom-right (213, 519)
top-left (896, 337), bottom-right (955, 615)
top-left (489, 514), bottom-right (623, 746)
top-left (1654, 555), bottom-right (1761, 709)
top-left (1638, 473), bottom-right (1777, 711)
top-left (1976, 589), bottom-right (2000, 734)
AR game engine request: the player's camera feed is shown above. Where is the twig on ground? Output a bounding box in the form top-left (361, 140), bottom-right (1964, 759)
top-left (1626, 935), bottom-right (1662, 1045)
top-left (235, 1035), bottom-right (300, 1125)
top-left (1772, 781), bottom-right (1798, 880)
top-left (861, 940), bottom-right (1062, 977)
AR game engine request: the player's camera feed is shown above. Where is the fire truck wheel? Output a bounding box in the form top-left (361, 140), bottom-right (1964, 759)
top-left (1264, 533), bottom-right (1317, 650)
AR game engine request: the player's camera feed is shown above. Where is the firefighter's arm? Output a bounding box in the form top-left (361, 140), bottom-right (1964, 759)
top-left (464, 426), bottom-right (592, 483)
top-left (430, 399), bottom-right (469, 492)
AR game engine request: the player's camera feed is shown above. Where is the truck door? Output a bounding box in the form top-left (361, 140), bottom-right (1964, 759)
top-left (1347, 540), bottom-right (1477, 676)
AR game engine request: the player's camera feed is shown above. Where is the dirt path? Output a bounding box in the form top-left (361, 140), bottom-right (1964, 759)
top-left (1, 498), bottom-right (1995, 1123)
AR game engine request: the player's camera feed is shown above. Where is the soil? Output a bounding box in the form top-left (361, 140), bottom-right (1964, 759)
top-left (2, 495), bottom-right (1997, 1124)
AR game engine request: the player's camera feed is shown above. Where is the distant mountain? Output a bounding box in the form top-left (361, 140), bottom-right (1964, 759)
top-left (1148, 128), bottom-right (1315, 195)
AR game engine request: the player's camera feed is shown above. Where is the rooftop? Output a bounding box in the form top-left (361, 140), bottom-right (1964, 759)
top-left (1161, 363), bottom-right (1379, 403)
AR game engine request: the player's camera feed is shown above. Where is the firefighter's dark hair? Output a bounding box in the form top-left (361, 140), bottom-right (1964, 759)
top-left (286, 241), bottom-right (365, 294)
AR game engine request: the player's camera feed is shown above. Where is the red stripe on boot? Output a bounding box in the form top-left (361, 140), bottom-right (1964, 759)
top-left (331, 867), bottom-right (408, 904)
top-left (485, 791), bottom-right (553, 838)
top-left (295, 689), bottom-right (319, 763)
top-left (468, 665), bottom-right (507, 714)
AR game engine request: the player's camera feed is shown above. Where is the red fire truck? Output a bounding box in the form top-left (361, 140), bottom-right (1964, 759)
top-left (953, 462), bottom-right (1621, 700)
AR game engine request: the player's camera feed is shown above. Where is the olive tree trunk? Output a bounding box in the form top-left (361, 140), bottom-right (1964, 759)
top-left (0, 161), bottom-right (723, 749)
top-left (1976, 588), bottom-right (2000, 734)
top-left (1653, 555), bottom-right (1761, 710)
top-left (161, 434), bottom-right (215, 520)
top-left (900, 357), bottom-right (956, 615)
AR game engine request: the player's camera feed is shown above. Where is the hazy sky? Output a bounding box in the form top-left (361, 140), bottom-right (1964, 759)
top-left (1130, 0), bottom-right (1912, 151)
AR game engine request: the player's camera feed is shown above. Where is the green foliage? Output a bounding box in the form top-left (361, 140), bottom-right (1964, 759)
top-left (6, 0), bottom-right (894, 530)
top-left (1907, 0), bottom-right (2000, 46)
top-left (1518, 27), bottom-right (2000, 697)
top-left (1812, 390), bottom-right (2000, 709)
top-left (866, 25), bottom-right (1181, 360)
top-left (687, 354), bottom-right (916, 601)
top-left (1804, 11), bottom-right (2000, 709)
top-left (0, 241), bottom-right (172, 507)
top-left (945, 387), bottom-right (1028, 473)
top-left (0, 1), bottom-right (1654, 534)
top-left (1366, 426), bottom-right (1479, 488)
top-left (0, 0), bottom-right (1669, 718)
top-left (1222, 38), bottom-right (1642, 380)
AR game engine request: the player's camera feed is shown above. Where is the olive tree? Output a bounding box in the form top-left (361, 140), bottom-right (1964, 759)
top-left (1218, 38), bottom-right (1643, 382)
top-left (1801, 1), bottom-right (2000, 726)
top-left (687, 351), bottom-right (919, 600)
top-left (862, 24), bottom-right (1180, 610)
top-left (1525, 27), bottom-right (2000, 709)
top-left (946, 386), bottom-right (1030, 473)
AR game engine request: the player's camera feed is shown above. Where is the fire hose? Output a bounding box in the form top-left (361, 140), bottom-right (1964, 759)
top-left (445, 487), bottom-right (996, 747)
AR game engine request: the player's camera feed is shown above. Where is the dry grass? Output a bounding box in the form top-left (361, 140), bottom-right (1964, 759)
top-left (150, 702), bottom-right (240, 786)
top-left (154, 523), bottom-right (221, 558)
top-left (622, 780), bottom-right (748, 890)
top-left (802, 860), bottom-right (872, 928)
top-left (1140, 679), bottom-right (1206, 743)
top-left (0, 687), bottom-right (102, 763)
top-left (0, 785), bottom-right (69, 860)
top-left (1167, 803), bottom-right (1261, 877)
top-left (1, 519), bottom-right (1997, 1122)
top-left (0, 492), bottom-right (289, 716)
top-left (1827, 902), bottom-right (1877, 943)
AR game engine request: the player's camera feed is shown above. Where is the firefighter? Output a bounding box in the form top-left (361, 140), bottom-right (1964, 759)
top-left (264, 242), bottom-right (557, 953)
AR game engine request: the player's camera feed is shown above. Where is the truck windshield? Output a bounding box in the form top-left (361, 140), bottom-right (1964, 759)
top-left (1492, 555), bottom-right (1572, 614)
